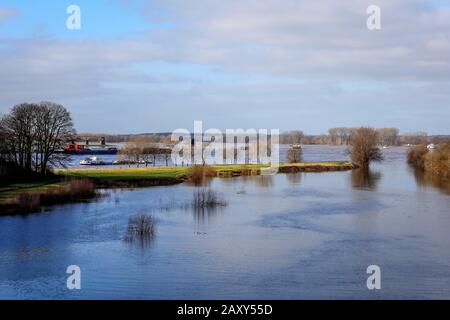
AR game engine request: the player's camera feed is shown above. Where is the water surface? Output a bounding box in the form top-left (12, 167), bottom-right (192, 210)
top-left (1, 146), bottom-right (449, 299)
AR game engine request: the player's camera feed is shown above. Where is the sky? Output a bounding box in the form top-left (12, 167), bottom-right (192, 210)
top-left (0, 0), bottom-right (449, 134)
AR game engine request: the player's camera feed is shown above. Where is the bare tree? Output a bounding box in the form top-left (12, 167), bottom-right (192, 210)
top-left (120, 137), bottom-right (171, 167)
top-left (120, 140), bottom-right (143, 166)
top-left (1, 102), bottom-right (75, 175)
top-left (349, 127), bottom-right (383, 169)
top-left (2, 104), bottom-right (39, 172)
top-left (398, 132), bottom-right (428, 145)
top-left (281, 130), bottom-right (304, 145)
top-left (377, 128), bottom-right (399, 146)
top-left (285, 147), bottom-right (303, 163)
top-left (35, 102), bottom-right (75, 174)
top-left (328, 127), bottom-right (357, 145)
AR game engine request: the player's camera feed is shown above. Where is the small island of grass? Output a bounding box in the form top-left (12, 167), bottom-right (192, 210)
top-left (0, 161), bottom-right (356, 216)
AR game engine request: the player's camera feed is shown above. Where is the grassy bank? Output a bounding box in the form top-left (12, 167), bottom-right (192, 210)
top-left (1, 162), bottom-right (354, 200)
top-left (0, 162), bottom-right (354, 215)
top-left (0, 177), bottom-right (64, 202)
top-left (0, 179), bottom-right (98, 215)
top-left (56, 161), bottom-right (355, 183)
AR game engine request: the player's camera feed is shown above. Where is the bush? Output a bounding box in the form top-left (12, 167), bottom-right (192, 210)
top-left (2, 179), bottom-right (98, 215)
top-left (285, 147), bottom-right (303, 163)
top-left (407, 145), bottom-right (428, 170)
top-left (39, 179), bottom-right (96, 206)
top-left (187, 165), bottom-right (216, 185)
top-left (349, 127), bottom-right (383, 168)
top-left (13, 193), bottom-right (41, 213)
top-left (424, 143), bottom-right (450, 178)
top-left (240, 165), bottom-right (256, 176)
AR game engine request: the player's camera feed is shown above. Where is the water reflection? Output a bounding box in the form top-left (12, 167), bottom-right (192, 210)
top-left (191, 189), bottom-right (227, 225)
top-left (255, 175), bottom-right (274, 188)
top-left (2, 146), bottom-right (450, 299)
top-left (193, 206), bottom-right (224, 225)
top-left (350, 168), bottom-right (382, 190)
top-left (123, 213), bottom-right (156, 250)
top-left (285, 173), bottom-right (302, 185)
top-left (124, 234), bottom-right (155, 250)
top-left (411, 168), bottom-right (450, 195)
top-left (186, 176), bottom-right (213, 187)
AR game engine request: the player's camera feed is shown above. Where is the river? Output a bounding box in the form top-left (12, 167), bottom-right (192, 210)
top-left (0, 146), bottom-right (449, 299)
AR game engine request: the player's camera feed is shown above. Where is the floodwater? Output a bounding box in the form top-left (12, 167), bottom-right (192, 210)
top-left (0, 146), bottom-right (449, 299)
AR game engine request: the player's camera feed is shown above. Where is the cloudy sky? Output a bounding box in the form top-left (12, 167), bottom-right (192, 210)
top-left (0, 0), bottom-right (449, 134)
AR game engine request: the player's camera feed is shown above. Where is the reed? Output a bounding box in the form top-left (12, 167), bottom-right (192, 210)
top-left (192, 189), bottom-right (227, 209)
top-left (186, 165), bottom-right (216, 185)
top-left (124, 213), bottom-right (155, 242)
top-left (1, 179), bottom-right (97, 215)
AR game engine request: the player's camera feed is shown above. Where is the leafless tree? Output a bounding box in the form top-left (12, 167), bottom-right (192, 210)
top-left (377, 128), bottom-right (399, 146)
top-left (120, 137), bottom-right (172, 167)
top-left (348, 127), bottom-right (384, 169)
top-left (2, 103), bottom-right (38, 172)
top-left (120, 140), bottom-right (144, 166)
top-left (285, 147), bottom-right (303, 163)
top-left (1, 102), bottom-right (75, 175)
top-left (328, 127), bottom-right (357, 145)
top-left (34, 102), bottom-right (75, 174)
top-left (281, 130), bottom-right (304, 145)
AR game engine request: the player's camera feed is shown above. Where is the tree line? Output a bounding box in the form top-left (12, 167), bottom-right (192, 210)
top-left (76, 128), bottom-right (444, 148)
top-left (119, 138), bottom-right (172, 167)
top-left (0, 102), bottom-right (75, 179)
top-left (280, 127), bottom-right (400, 146)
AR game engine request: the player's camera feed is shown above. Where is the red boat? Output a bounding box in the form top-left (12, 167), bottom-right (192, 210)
top-left (63, 143), bottom-right (118, 155)
top-left (64, 137), bottom-right (118, 155)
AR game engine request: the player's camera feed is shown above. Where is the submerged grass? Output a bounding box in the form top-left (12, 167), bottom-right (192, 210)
top-left (192, 189), bottom-right (228, 209)
top-left (123, 213), bottom-right (155, 242)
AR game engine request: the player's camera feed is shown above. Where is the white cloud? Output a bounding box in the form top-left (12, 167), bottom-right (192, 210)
top-left (135, 0), bottom-right (450, 81)
top-left (0, 0), bottom-right (449, 133)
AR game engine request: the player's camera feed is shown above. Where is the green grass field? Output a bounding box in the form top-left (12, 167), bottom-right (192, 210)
top-left (56, 167), bottom-right (187, 181)
top-left (1, 162), bottom-right (353, 203)
top-left (56, 162), bottom-right (352, 180)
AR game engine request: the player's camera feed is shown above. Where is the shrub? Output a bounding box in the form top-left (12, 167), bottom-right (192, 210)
top-left (424, 143), bottom-right (450, 178)
top-left (39, 179), bottom-right (96, 206)
top-left (349, 127), bottom-right (383, 168)
top-left (4, 179), bottom-right (97, 215)
top-left (407, 145), bottom-right (428, 170)
top-left (187, 165), bottom-right (216, 185)
top-left (240, 165), bottom-right (254, 176)
top-left (13, 192), bottom-right (41, 213)
top-left (285, 147), bottom-right (303, 163)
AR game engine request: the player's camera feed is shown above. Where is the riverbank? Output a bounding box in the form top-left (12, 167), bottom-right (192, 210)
top-left (0, 177), bottom-right (64, 202)
top-left (0, 162), bottom-right (355, 216)
top-left (58, 162), bottom-right (355, 184)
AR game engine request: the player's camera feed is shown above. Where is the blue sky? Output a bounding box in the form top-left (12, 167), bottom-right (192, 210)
top-left (0, 0), bottom-right (449, 134)
top-left (0, 0), bottom-right (153, 38)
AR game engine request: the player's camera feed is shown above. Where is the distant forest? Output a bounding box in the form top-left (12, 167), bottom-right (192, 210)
top-left (76, 128), bottom-right (449, 146)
